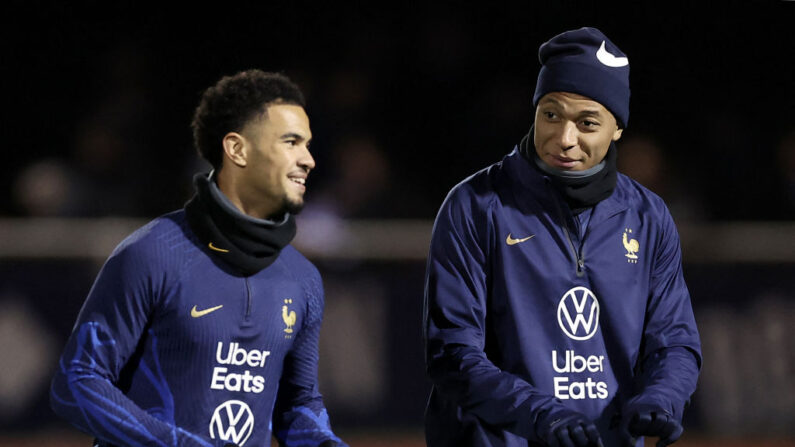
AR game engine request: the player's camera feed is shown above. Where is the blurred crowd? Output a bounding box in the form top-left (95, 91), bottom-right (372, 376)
top-left (5, 4), bottom-right (794, 223)
top-left (11, 80), bottom-right (795, 223)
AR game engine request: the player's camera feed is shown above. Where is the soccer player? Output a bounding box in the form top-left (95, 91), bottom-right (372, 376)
top-left (423, 28), bottom-right (701, 447)
top-left (50, 70), bottom-right (346, 447)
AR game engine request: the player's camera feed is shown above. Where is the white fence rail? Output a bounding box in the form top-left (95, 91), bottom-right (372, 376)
top-left (0, 218), bottom-right (794, 263)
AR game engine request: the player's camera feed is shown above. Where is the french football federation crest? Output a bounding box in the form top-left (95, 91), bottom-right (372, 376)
top-left (282, 299), bottom-right (296, 335)
top-left (622, 228), bottom-right (639, 263)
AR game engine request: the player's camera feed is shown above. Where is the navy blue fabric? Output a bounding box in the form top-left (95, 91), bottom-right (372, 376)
top-left (533, 27), bottom-right (630, 127)
top-left (424, 148), bottom-right (701, 446)
top-left (50, 211), bottom-right (345, 447)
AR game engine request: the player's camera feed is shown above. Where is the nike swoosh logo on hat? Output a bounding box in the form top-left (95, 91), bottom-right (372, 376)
top-left (596, 41), bottom-right (628, 67)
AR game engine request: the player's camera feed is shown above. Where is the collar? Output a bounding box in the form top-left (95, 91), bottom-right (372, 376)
top-left (502, 147), bottom-right (629, 227)
top-left (183, 172), bottom-right (296, 276)
top-left (206, 170), bottom-right (290, 226)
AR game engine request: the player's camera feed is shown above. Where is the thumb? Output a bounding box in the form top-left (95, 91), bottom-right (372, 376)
top-left (656, 424), bottom-right (684, 447)
top-left (619, 414), bottom-right (637, 447)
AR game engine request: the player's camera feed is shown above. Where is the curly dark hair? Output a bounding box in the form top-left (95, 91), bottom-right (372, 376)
top-left (191, 69), bottom-right (306, 170)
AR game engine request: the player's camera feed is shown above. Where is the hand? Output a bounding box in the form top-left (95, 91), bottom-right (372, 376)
top-left (539, 408), bottom-right (603, 447)
top-left (619, 403), bottom-right (683, 447)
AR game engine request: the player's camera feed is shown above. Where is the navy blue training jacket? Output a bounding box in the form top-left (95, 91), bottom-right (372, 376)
top-left (424, 148), bottom-right (701, 446)
top-left (50, 210), bottom-right (344, 447)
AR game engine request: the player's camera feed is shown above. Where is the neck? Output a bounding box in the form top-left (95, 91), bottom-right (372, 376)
top-left (215, 169), bottom-right (282, 221)
top-left (183, 172), bottom-right (297, 275)
top-left (518, 130), bottom-right (618, 211)
top-left (534, 155), bottom-right (607, 179)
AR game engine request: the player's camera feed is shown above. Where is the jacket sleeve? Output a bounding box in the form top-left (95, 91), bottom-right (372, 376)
top-left (630, 209), bottom-right (702, 421)
top-left (50, 243), bottom-right (225, 447)
top-left (272, 269), bottom-right (346, 447)
top-left (423, 186), bottom-right (561, 442)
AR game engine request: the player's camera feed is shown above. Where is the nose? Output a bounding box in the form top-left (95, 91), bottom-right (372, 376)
top-left (298, 145), bottom-right (316, 172)
top-left (558, 122), bottom-right (578, 150)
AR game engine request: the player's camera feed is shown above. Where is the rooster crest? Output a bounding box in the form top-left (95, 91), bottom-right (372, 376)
top-left (282, 299), bottom-right (296, 334)
top-left (622, 229), bottom-right (639, 261)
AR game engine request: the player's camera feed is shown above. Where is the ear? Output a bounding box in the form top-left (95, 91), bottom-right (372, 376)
top-left (612, 127), bottom-right (624, 142)
top-left (222, 132), bottom-right (248, 167)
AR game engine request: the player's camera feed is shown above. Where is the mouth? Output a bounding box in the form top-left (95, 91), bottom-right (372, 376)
top-left (549, 155), bottom-right (580, 169)
top-left (287, 175), bottom-right (307, 191)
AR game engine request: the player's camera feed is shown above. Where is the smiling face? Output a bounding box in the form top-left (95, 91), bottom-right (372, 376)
top-left (225, 103), bottom-right (315, 219)
top-left (533, 92), bottom-right (623, 171)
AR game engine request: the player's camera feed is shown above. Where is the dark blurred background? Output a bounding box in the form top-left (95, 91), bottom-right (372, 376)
top-left (1, 1), bottom-right (794, 445)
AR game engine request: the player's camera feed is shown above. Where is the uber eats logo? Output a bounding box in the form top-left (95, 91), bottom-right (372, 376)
top-left (551, 286), bottom-right (608, 400)
top-left (210, 342), bottom-right (270, 393)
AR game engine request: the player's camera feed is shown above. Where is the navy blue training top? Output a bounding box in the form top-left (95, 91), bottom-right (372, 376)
top-left (424, 149), bottom-right (701, 446)
top-left (51, 210), bottom-right (344, 447)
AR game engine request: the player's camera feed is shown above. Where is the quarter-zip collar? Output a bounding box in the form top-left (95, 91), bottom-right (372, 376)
top-left (503, 146), bottom-right (629, 228)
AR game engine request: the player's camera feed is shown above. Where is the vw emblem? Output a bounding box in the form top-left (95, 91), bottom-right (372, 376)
top-left (557, 286), bottom-right (600, 340)
top-left (209, 400), bottom-right (254, 446)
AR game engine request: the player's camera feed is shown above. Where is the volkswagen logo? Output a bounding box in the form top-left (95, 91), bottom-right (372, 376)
top-left (209, 400), bottom-right (254, 446)
top-left (557, 286), bottom-right (600, 340)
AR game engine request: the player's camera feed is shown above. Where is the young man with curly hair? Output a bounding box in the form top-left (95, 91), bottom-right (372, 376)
top-left (51, 70), bottom-right (346, 447)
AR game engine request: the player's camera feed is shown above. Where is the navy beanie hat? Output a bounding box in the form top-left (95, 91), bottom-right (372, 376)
top-left (533, 27), bottom-right (630, 128)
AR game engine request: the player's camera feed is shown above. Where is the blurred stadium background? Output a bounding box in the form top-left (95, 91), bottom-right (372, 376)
top-left (2, 2), bottom-right (794, 446)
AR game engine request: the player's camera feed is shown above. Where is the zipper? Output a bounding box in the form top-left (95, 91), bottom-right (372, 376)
top-left (547, 180), bottom-right (586, 277)
top-left (565, 220), bottom-right (587, 278)
top-left (578, 219), bottom-right (590, 276)
top-left (244, 277), bottom-right (252, 320)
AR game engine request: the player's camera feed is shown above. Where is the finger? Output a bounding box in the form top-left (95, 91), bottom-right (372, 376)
top-left (584, 422), bottom-right (603, 446)
top-left (569, 423), bottom-right (589, 447)
top-left (555, 426), bottom-right (577, 447)
top-left (656, 415), bottom-right (679, 440)
top-left (620, 433), bottom-right (637, 447)
top-left (645, 412), bottom-right (669, 435)
top-left (629, 411), bottom-right (652, 435)
top-left (619, 415), bottom-right (636, 447)
top-left (656, 422), bottom-right (684, 447)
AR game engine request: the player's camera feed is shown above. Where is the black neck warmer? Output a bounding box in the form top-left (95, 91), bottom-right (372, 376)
top-left (184, 173), bottom-right (296, 276)
top-left (519, 129), bottom-right (617, 213)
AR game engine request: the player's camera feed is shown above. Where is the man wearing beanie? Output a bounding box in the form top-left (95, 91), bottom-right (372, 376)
top-left (423, 27), bottom-right (701, 447)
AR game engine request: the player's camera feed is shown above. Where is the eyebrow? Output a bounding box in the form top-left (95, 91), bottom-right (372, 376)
top-left (280, 132), bottom-right (307, 140)
top-left (578, 110), bottom-right (603, 118)
top-left (539, 98), bottom-right (604, 118)
top-left (538, 97), bottom-right (562, 107)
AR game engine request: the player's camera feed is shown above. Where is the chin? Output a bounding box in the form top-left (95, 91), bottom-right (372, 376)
top-left (284, 198), bottom-right (305, 215)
